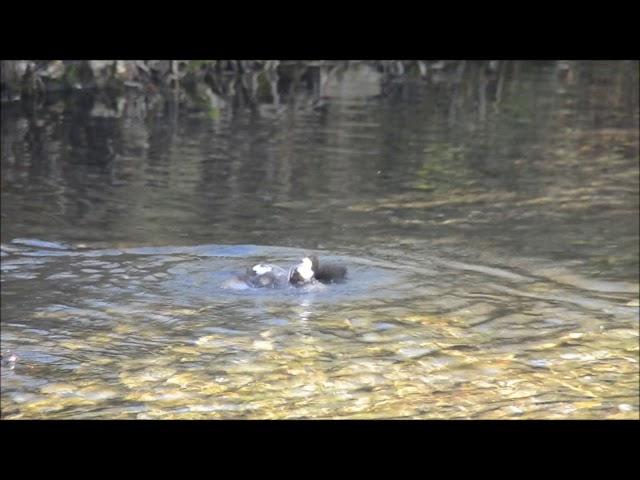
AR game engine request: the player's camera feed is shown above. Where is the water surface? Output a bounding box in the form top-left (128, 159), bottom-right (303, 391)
top-left (1, 61), bottom-right (638, 419)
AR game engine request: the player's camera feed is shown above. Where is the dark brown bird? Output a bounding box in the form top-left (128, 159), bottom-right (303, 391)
top-left (304, 255), bottom-right (347, 284)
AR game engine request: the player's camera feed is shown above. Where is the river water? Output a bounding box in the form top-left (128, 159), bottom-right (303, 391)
top-left (1, 60), bottom-right (638, 419)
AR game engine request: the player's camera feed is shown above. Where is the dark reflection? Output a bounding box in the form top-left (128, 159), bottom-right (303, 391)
top-left (1, 61), bottom-right (638, 269)
top-left (65, 93), bottom-right (120, 166)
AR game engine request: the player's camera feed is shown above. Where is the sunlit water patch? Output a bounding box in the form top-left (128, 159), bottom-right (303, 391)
top-left (1, 240), bottom-right (637, 419)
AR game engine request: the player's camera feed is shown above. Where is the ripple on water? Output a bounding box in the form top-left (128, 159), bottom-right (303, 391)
top-left (11, 238), bottom-right (70, 250)
top-left (161, 245), bottom-right (424, 306)
top-left (2, 241), bottom-right (638, 419)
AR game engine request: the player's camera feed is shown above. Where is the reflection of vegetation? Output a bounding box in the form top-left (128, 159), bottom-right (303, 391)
top-left (415, 143), bottom-right (469, 191)
top-left (1, 61), bottom-right (637, 255)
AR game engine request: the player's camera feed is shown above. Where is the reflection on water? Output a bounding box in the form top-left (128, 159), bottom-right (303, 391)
top-left (1, 61), bottom-right (639, 419)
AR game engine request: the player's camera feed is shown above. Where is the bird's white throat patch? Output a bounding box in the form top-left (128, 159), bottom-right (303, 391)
top-left (252, 264), bottom-right (272, 275)
top-left (296, 257), bottom-right (314, 281)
